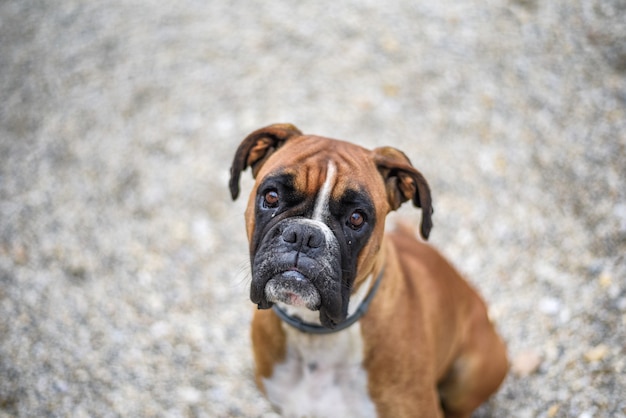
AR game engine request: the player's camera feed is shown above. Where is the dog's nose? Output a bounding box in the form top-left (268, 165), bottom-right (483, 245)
top-left (281, 224), bottom-right (324, 249)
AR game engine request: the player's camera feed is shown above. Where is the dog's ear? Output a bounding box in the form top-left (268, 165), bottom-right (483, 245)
top-left (229, 123), bottom-right (303, 200)
top-left (373, 146), bottom-right (433, 239)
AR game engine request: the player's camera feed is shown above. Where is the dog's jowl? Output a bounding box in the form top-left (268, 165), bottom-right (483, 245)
top-left (230, 124), bottom-right (508, 418)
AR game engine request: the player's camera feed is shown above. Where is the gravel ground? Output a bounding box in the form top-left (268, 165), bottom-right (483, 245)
top-left (1, 1), bottom-right (625, 417)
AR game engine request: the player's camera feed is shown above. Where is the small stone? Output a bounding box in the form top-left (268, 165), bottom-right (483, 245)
top-left (538, 297), bottom-right (561, 316)
top-left (185, 322), bottom-right (206, 344)
top-left (512, 350), bottom-right (542, 376)
top-left (584, 345), bottom-right (609, 363)
top-left (383, 84), bottom-right (400, 97)
top-left (13, 244), bottom-right (29, 265)
top-left (381, 36), bottom-right (399, 53)
top-left (598, 272), bottom-right (612, 289)
top-left (559, 307), bottom-right (571, 323)
top-left (178, 386), bottom-right (202, 404)
top-left (547, 404), bottom-right (560, 417)
top-left (150, 321), bottom-right (171, 339)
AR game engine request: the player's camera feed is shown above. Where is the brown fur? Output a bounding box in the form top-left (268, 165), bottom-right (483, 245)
top-left (361, 226), bottom-right (508, 417)
top-left (250, 308), bottom-right (287, 392)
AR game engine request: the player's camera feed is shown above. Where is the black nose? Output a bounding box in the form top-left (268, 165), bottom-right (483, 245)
top-left (281, 223), bottom-right (324, 250)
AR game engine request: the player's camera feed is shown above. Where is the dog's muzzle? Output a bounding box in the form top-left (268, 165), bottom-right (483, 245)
top-left (250, 218), bottom-right (344, 327)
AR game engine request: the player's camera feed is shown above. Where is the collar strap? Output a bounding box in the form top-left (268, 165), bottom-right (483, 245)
top-left (272, 267), bottom-right (385, 335)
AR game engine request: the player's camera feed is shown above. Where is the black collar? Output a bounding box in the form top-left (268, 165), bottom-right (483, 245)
top-left (272, 268), bottom-right (385, 335)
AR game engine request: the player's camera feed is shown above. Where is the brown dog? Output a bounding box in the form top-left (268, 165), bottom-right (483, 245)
top-left (229, 124), bottom-right (508, 418)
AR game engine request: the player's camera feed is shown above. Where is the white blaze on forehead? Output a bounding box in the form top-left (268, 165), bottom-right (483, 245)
top-left (312, 161), bottom-right (337, 222)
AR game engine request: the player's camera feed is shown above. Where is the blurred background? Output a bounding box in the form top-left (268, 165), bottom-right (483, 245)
top-left (1, 0), bottom-right (624, 416)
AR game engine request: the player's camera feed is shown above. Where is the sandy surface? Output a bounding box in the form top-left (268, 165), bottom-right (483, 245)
top-left (1, 1), bottom-right (625, 417)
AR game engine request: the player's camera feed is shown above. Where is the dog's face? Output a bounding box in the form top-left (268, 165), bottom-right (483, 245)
top-left (230, 124), bottom-right (433, 328)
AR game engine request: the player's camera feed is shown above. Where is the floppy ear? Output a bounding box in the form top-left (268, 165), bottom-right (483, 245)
top-left (229, 123), bottom-right (303, 200)
top-left (373, 146), bottom-right (434, 239)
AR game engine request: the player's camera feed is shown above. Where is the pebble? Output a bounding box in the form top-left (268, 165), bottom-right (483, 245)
top-left (511, 350), bottom-right (543, 377)
top-left (178, 387), bottom-right (202, 404)
top-left (584, 345), bottom-right (610, 363)
top-left (538, 297), bottom-right (561, 316)
top-left (547, 404), bottom-right (560, 418)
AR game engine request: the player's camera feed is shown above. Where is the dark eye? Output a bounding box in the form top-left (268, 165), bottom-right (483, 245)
top-left (348, 210), bottom-right (366, 229)
top-left (264, 190), bottom-right (280, 208)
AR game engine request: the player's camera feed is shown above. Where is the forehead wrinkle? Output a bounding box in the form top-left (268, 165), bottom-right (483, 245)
top-left (330, 155), bottom-right (376, 197)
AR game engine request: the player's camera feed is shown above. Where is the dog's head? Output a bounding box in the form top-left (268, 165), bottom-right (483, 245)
top-left (230, 124), bottom-right (433, 328)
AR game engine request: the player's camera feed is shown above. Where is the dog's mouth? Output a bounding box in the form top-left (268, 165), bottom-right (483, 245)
top-left (264, 270), bottom-right (321, 311)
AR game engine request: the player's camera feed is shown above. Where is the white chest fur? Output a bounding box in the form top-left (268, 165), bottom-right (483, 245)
top-left (263, 321), bottom-right (377, 418)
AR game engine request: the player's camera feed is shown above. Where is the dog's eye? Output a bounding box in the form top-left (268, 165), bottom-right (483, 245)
top-left (264, 190), bottom-right (280, 208)
top-left (348, 210), bottom-right (366, 229)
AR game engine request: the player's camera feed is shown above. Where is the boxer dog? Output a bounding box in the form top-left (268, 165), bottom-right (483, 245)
top-left (229, 124), bottom-right (508, 418)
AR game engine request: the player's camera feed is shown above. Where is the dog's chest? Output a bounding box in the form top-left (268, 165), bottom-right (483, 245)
top-left (263, 323), bottom-right (376, 418)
